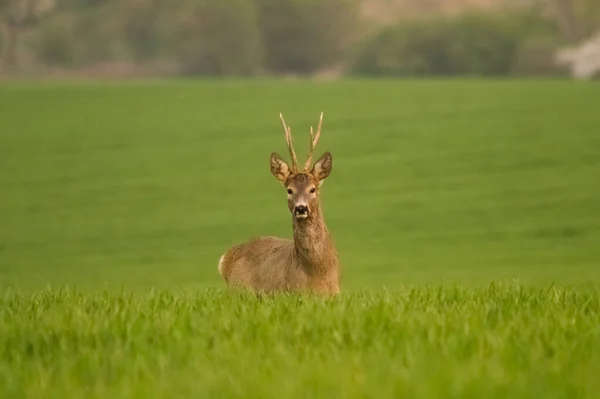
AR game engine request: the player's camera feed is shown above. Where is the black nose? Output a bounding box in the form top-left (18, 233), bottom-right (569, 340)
top-left (294, 205), bottom-right (308, 215)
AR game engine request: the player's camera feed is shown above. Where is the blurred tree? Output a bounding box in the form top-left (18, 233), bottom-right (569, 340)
top-left (169, 0), bottom-right (263, 75)
top-left (0, 0), bottom-right (55, 71)
top-left (348, 10), bottom-right (563, 77)
top-left (121, 0), bottom-right (167, 63)
top-left (575, 0), bottom-right (600, 36)
top-left (255, 0), bottom-right (360, 74)
top-left (554, 0), bottom-right (582, 42)
top-left (551, 0), bottom-right (600, 42)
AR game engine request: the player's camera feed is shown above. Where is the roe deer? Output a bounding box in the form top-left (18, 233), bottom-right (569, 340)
top-left (218, 112), bottom-right (340, 295)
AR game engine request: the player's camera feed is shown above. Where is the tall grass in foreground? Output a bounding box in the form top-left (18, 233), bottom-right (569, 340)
top-left (1, 284), bottom-right (599, 398)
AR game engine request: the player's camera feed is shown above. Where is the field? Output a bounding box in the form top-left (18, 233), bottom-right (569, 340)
top-left (1, 79), bottom-right (600, 397)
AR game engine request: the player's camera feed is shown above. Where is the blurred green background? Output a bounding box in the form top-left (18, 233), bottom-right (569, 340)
top-left (1, 79), bottom-right (599, 292)
top-left (1, 0), bottom-right (599, 79)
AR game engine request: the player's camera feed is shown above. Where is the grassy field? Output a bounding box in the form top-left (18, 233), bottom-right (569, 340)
top-left (1, 79), bottom-right (599, 290)
top-left (1, 79), bottom-right (599, 397)
top-left (1, 285), bottom-right (599, 398)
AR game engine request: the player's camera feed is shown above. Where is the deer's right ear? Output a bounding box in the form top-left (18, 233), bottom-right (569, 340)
top-left (270, 152), bottom-right (291, 182)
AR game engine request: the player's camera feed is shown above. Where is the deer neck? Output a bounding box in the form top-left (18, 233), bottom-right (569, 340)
top-left (292, 205), bottom-right (336, 273)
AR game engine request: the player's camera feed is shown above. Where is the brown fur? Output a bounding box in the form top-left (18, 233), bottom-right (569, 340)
top-left (219, 114), bottom-right (340, 295)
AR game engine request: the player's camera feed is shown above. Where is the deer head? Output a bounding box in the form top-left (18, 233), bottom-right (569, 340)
top-left (270, 112), bottom-right (333, 221)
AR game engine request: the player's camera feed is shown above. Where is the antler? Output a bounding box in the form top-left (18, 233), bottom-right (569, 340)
top-left (304, 112), bottom-right (323, 170)
top-left (279, 113), bottom-right (299, 172)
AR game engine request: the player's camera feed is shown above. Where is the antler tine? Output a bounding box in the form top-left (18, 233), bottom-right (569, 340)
top-left (279, 113), bottom-right (299, 172)
top-left (304, 111), bottom-right (324, 170)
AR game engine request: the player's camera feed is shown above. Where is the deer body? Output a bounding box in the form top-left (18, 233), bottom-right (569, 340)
top-left (218, 113), bottom-right (340, 295)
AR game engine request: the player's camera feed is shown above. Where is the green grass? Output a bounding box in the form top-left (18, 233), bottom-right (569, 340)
top-left (1, 79), bottom-right (600, 397)
top-left (1, 285), bottom-right (599, 398)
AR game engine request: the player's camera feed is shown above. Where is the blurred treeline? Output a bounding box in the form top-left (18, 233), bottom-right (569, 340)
top-left (0, 0), bottom-right (599, 77)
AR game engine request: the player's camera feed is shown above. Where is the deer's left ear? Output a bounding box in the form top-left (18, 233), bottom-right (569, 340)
top-left (311, 152), bottom-right (332, 182)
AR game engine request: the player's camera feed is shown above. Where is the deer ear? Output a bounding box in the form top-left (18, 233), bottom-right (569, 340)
top-left (311, 152), bottom-right (332, 182)
top-left (270, 152), bottom-right (290, 182)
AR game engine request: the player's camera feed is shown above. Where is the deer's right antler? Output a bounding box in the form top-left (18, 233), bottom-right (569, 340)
top-left (279, 113), bottom-right (299, 172)
top-left (304, 112), bottom-right (323, 170)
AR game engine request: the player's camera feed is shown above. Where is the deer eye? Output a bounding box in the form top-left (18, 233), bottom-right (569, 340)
top-left (287, 188), bottom-right (293, 195)
top-left (310, 187), bottom-right (316, 194)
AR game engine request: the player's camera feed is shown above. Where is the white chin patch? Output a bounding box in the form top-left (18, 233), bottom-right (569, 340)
top-left (295, 213), bottom-right (308, 219)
